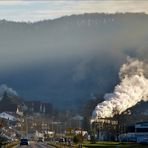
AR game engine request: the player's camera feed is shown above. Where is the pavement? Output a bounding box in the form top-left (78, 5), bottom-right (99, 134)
top-left (12, 141), bottom-right (55, 148)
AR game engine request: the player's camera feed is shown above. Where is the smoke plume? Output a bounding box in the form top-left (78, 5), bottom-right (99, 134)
top-left (92, 58), bottom-right (148, 121)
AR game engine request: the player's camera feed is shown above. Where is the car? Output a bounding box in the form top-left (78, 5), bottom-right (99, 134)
top-left (59, 138), bottom-right (64, 142)
top-left (37, 139), bottom-right (43, 142)
top-left (37, 137), bottom-right (44, 142)
top-left (20, 138), bottom-right (29, 145)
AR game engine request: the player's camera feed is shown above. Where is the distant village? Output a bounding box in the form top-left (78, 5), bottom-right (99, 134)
top-left (1, 83), bottom-right (148, 147)
top-left (0, 92), bottom-right (86, 145)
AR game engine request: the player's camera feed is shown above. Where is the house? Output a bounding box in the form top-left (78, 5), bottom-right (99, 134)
top-left (0, 112), bottom-right (16, 121)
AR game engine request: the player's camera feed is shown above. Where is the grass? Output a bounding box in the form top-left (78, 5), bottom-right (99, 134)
top-left (48, 141), bottom-right (148, 148)
top-left (2, 141), bottom-right (19, 148)
top-left (48, 142), bottom-right (79, 148)
top-left (82, 141), bottom-right (148, 147)
top-left (48, 143), bottom-right (73, 148)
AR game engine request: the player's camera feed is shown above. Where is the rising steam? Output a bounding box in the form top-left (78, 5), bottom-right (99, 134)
top-left (0, 84), bottom-right (18, 101)
top-left (92, 58), bottom-right (148, 122)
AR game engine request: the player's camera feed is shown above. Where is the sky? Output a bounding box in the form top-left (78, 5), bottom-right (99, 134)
top-left (0, 0), bottom-right (148, 105)
top-left (0, 0), bottom-right (148, 22)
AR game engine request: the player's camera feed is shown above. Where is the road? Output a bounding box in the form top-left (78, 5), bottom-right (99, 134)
top-left (12, 141), bottom-right (55, 148)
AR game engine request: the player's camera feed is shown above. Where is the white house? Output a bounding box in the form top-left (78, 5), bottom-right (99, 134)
top-left (0, 112), bottom-right (16, 121)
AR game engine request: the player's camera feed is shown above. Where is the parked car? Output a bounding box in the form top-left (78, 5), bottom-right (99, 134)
top-left (59, 138), bottom-right (65, 142)
top-left (20, 138), bottom-right (29, 145)
top-left (37, 137), bottom-right (44, 142)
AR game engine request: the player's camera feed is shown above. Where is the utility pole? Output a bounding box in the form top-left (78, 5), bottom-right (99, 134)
top-left (25, 115), bottom-right (28, 138)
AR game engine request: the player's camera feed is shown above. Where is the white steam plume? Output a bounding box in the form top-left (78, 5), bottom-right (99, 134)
top-left (0, 84), bottom-right (18, 101)
top-left (92, 58), bottom-right (148, 122)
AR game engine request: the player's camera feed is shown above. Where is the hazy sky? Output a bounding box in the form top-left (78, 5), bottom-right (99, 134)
top-left (0, 1), bottom-right (148, 104)
top-left (0, 0), bottom-right (148, 22)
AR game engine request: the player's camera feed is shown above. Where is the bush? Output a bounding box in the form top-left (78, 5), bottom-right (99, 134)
top-left (90, 135), bottom-right (96, 144)
top-left (73, 134), bottom-right (83, 144)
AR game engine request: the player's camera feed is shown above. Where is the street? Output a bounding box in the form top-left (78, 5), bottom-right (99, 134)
top-left (12, 141), bottom-right (55, 148)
